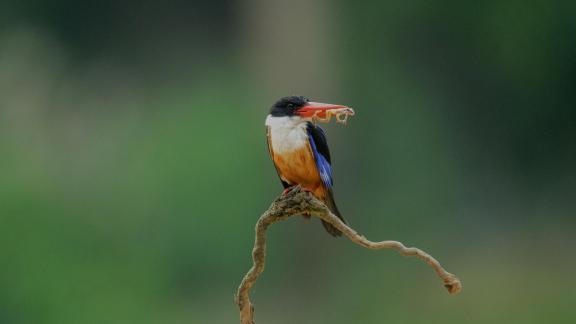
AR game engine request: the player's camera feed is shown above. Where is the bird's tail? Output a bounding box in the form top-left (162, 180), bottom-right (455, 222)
top-left (321, 193), bottom-right (346, 237)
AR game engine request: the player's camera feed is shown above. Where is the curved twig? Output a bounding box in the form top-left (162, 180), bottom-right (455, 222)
top-left (235, 186), bottom-right (462, 324)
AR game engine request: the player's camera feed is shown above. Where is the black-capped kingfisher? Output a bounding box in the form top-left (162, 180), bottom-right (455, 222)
top-left (265, 96), bottom-right (355, 237)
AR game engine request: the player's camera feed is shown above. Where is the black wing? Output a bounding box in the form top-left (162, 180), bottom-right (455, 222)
top-left (306, 123), bottom-right (333, 188)
top-left (306, 122), bottom-right (346, 236)
top-left (306, 123), bottom-right (331, 163)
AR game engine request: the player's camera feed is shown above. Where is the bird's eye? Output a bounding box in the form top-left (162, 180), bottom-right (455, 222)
top-left (286, 103), bottom-right (294, 109)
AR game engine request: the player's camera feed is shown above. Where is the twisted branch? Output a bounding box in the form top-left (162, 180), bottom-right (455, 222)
top-left (235, 186), bottom-right (462, 324)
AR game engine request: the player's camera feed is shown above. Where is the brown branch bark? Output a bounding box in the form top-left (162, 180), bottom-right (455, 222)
top-left (235, 186), bottom-right (462, 324)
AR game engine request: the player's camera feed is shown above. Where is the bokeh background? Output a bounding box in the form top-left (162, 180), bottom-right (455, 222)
top-left (1, 1), bottom-right (575, 323)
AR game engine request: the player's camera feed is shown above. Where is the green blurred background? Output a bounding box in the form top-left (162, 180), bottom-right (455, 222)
top-left (1, 1), bottom-right (575, 323)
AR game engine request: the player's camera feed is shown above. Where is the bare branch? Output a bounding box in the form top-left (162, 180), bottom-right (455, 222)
top-left (235, 186), bottom-right (462, 324)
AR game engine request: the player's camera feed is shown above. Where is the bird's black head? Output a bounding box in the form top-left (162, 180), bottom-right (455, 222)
top-left (270, 96), bottom-right (309, 117)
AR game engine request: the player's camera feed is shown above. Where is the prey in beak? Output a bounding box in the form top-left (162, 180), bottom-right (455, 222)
top-left (296, 102), bottom-right (355, 125)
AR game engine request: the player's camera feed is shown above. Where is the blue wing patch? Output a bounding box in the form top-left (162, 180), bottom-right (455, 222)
top-left (308, 127), bottom-right (333, 188)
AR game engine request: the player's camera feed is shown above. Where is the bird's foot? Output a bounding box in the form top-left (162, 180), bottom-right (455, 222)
top-left (282, 186), bottom-right (298, 196)
top-left (281, 185), bottom-right (313, 196)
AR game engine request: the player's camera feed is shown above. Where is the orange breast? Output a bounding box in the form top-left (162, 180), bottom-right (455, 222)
top-left (273, 146), bottom-right (322, 190)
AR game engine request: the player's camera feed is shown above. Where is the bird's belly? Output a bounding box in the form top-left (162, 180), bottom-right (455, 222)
top-left (274, 148), bottom-right (321, 188)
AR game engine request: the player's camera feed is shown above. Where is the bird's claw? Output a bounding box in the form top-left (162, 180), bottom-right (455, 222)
top-left (281, 185), bottom-right (315, 197)
top-left (282, 186), bottom-right (299, 196)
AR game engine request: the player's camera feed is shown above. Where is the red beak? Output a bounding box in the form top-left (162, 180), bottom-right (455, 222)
top-left (296, 102), bottom-right (351, 118)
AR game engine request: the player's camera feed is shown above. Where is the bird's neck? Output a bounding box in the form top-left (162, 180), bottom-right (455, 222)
top-left (266, 115), bottom-right (309, 154)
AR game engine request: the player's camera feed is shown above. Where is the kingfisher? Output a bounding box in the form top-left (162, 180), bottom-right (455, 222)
top-left (265, 96), bottom-right (355, 237)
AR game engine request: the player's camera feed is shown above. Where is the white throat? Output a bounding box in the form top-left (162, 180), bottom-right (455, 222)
top-left (265, 115), bottom-right (309, 154)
